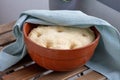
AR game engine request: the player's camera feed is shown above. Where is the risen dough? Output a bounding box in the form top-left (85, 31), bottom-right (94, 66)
top-left (28, 26), bottom-right (95, 49)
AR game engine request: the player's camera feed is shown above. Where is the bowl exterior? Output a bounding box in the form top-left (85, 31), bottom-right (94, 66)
top-left (23, 23), bottom-right (100, 71)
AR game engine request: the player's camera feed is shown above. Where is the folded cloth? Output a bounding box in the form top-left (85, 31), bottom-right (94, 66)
top-left (0, 10), bottom-right (120, 80)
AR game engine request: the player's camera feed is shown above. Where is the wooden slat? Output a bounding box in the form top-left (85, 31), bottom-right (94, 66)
top-left (2, 64), bottom-right (47, 80)
top-left (0, 21), bottom-right (15, 34)
top-left (76, 71), bottom-right (107, 80)
top-left (0, 31), bottom-right (16, 46)
top-left (39, 66), bottom-right (88, 80)
top-left (4, 55), bottom-right (33, 73)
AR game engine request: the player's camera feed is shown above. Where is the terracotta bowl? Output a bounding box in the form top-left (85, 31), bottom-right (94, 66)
top-left (23, 23), bottom-right (100, 71)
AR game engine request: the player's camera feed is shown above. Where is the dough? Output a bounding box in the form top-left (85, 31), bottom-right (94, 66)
top-left (28, 25), bottom-right (95, 49)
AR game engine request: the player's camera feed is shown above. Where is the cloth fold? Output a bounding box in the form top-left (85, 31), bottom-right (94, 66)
top-left (0, 10), bottom-right (120, 80)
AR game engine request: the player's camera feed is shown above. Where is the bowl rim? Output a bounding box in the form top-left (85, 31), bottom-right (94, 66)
top-left (23, 22), bottom-right (100, 51)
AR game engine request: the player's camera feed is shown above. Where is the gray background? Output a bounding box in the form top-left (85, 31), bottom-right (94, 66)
top-left (0, 0), bottom-right (120, 31)
top-left (0, 0), bottom-right (49, 24)
top-left (98, 0), bottom-right (120, 12)
top-left (50, 0), bottom-right (120, 31)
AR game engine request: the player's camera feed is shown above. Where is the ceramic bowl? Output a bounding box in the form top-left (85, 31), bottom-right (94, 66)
top-left (23, 23), bottom-right (100, 71)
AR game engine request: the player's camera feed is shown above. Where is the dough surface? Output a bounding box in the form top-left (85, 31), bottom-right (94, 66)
top-left (28, 26), bottom-right (95, 49)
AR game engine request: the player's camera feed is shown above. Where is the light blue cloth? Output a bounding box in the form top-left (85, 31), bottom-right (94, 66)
top-left (0, 10), bottom-right (120, 80)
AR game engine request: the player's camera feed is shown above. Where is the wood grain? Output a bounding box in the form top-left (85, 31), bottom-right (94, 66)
top-left (39, 66), bottom-right (88, 80)
top-left (76, 71), bottom-right (107, 80)
top-left (0, 21), bottom-right (15, 34)
top-left (3, 64), bottom-right (47, 80)
top-left (0, 31), bottom-right (16, 46)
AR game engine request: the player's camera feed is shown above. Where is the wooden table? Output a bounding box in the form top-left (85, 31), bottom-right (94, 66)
top-left (0, 22), bottom-right (107, 80)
